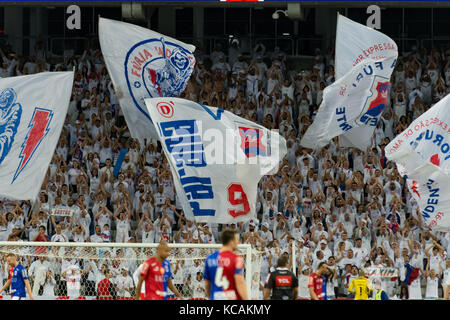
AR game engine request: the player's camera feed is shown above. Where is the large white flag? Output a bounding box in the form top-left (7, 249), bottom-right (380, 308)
top-left (386, 94), bottom-right (450, 231)
top-left (335, 14), bottom-right (398, 80)
top-left (0, 71), bottom-right (74, 200)
top-left (99, 17), bottom-right (196, 141)
top-left (145, 98), bottom-right (286, 224)
top-left (301, 15), bottom-right (398, 150)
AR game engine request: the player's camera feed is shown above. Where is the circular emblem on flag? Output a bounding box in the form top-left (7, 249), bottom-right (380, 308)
top-left (356, 76), bottom-right (390, 126)
top-left (156, 101), bottom-right (174, 118)
top-left (124, 38), bottom-right (195, 122)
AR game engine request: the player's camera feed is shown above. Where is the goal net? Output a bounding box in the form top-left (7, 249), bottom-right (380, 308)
top-left (0, 241), bottom-right (261, 300)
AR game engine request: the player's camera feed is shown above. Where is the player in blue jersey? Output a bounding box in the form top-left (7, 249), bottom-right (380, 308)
top-left (0, 253), bottom-right (34, 300)
top-left (203, 229), bottom-right (248, 300)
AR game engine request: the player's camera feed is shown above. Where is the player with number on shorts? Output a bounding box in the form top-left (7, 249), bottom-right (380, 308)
top-left (203, 229), bottom-right (248, 300)
top-left (0, 253), bottom-right (34, 300)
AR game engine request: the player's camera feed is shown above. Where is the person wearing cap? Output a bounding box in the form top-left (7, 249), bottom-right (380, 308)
top-left (211, 55), bottom-right (230, 74)
top-left (232, 54), bottom-right (248, 74)
top-left (297, 262), bottom-right (312, 299)
top-left (259, 222), bottom-right (273, 243)
top-left (115, 267), bottom-right (134, 298)
top-left (254, 55), bottom-right (267, 83)
top-left (289, 219), bottom-right (303, 241)
top-left (348, 268), bottom-right (372, 300)
top-left (315, 240), bottom-right (332, 261)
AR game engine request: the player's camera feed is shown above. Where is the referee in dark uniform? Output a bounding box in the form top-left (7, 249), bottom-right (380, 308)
top-left (263, 256), bottom-right (298, 300)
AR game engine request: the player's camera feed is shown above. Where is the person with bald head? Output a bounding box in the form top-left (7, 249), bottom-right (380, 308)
top-left (136, 240), bottom-right (183, 300)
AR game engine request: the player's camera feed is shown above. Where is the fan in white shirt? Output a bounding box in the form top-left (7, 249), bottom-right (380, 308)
top-left (50, 224), bottom-right (68, 242)
top-left (115, 268), bottom-right (134, 297)
top-left (314, 240), bottom-right (332, 260)
top-left (114, 205), bottom-right (132, 243)
top-left (425, 268), bottom-right (441, 300)
top-left (259, 222), bottom-right (274, 243)
top-left (137, 215), bottom-right (155, 243)
top-left (426, 242), bottom-right (445, 273)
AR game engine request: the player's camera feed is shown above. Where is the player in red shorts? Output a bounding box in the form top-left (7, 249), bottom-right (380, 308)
top-left (135, 241), bottom-right (183, 300)
top-left (308, 262), bottom-right (330, 300)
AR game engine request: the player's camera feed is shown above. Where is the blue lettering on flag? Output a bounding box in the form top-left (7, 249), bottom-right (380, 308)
top-left (160, 119), bottom-right (215, 217)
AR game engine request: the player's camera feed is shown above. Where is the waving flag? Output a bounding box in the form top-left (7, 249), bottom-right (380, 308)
top-left (386, 94), bottom-right (450, 231)
top-left (145, 98), bottom-right (286, 223)
top-left (0, 71), bottom-right (74, 200)
top-left (301, 15), bottom-right (398, 150)
top-left (335, 14), bottom-right (398, 80)
top-left (99, 17), bottom-right (196, 141)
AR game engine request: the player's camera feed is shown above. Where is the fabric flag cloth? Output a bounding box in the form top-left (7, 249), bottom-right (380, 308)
top-left (301, 14), bottom-right (398, 150)
top-left (145, 98), bottom-right (286, 224)
top-left (99, 17), bottom-right (196, 141)
top-left (385, 93), bottom-right (450, 231)
top-left (0, 71), bottom-right (74, 200)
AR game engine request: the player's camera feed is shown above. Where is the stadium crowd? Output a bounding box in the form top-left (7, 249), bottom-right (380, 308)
top-left (0, 38), bottom-right (450, 300)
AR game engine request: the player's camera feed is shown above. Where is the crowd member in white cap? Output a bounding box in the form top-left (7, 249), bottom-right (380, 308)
top-left (259, 222), bottom-right (273, 244)
top-left (289, 218), bottom-right (303, 241)
top-left (115, 267), bottom-right (134, 298)
top-left (296, 262), bottom-right (311, 299)
top-left (315, 240), bottom-right (332, 260)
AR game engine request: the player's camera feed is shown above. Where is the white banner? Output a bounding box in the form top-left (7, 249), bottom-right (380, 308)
top-left (301, 16), bottom-right (398, 151)
top-left (335, 14), bottom-right (398, 80)
top-left (386, 94), bottom-right (450, 231)
top-left (0, 72), bottom-right (74, 200)
top-left (145, 98), bottom-right (286, 224)
top-left (99, 17), bottom-right (196, 141)
top-left (51, 208), bottom-right (74, 217)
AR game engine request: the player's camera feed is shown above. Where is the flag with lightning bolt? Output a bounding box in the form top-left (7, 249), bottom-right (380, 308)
top-left (12, 108), bottom-right (53, 183)
top-left (0, 71), bottom-right (74, 200)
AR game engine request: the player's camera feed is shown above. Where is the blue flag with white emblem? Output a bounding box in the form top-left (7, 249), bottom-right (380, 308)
top-left (0, 71), bottom-right (74, 200)
top-left (99, 17), bottom-right (196, 141)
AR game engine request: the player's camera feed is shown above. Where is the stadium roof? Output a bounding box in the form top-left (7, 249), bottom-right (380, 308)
top-left (4, 1), bottom-right (450, 8)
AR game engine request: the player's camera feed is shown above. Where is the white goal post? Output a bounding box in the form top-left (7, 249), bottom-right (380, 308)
top-left (0, 241), bottom-right (260, 300)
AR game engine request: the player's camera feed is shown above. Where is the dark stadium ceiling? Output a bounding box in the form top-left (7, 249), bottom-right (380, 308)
top-left (2, 1), bottom-right (450, 8)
